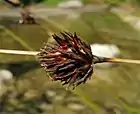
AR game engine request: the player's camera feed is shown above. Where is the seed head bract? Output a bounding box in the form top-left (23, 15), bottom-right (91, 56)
top-left (37, 32), bottom-right (94, 89)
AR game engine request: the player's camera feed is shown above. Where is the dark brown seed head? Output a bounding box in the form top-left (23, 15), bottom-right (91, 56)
top-left (37, 32), bottom-right (94, 89)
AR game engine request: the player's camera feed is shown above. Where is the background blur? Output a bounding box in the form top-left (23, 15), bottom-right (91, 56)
top-left (0, 0), bottom-right (140, 114)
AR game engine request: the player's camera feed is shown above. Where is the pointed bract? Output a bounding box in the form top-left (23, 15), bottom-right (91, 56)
top-left (37, 32), bottom-right (93, 89)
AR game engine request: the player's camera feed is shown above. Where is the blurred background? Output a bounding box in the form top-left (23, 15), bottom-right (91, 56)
top-left (0, 0), bottom-right (140, 114)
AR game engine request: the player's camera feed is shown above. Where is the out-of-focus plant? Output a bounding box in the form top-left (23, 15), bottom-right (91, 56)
top-left (104, 0), bottom-right (126, 10)
top-left (4, 0), bottom-right (45, 24)
top-left (82, 0), bottom-right (100, 4)
top-left (44, 0), bottom-right (64, 6)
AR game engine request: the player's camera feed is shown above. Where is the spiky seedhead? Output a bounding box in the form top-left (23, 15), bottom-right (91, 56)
top-left (37, 32), bottom-right (93, 89)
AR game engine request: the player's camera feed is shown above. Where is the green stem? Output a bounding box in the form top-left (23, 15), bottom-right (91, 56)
top-left (0, 25), bottom-right (33, 51)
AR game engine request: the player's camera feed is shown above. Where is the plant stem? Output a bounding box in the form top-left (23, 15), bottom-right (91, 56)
top-left (105, 58), bottom-right (140, 64)
top-left (0, 49), bottom-right (38, 56)
top-left (0, 49), bottom-right (140, 64)
top-left (93, 55), bottom-right (140, 65)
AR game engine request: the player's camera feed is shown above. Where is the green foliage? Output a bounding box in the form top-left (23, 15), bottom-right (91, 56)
top-left (20, 0), bottom-right (45, 4)
top-left (81, 0), bottom-right (102, 4)
top-left (82, 0), bottom-right (94, 4)
top-left (44, 0), bottom-right (64, 6)
top-left (104, 0), bottom-right (126, 6)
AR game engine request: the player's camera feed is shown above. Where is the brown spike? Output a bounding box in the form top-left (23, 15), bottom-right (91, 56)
top-left (37, 32), bottom-right (93, 89)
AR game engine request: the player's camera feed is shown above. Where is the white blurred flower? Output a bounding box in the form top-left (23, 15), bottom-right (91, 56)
top-left (0, 69), bottom-right (13, 82)
top-left (90, 44), bottom-right (120, 68)
top-left (58, 0), bottom-right (83, 8)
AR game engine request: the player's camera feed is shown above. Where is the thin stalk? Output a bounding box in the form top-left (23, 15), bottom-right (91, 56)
top-left (93, 55), bottom-right (140, 65)
top-left (0, 49), bottom-right (140, 64)
top-left (104, 58), bottom-right (140, 64)
top-left (0, 49), bottom-right (38, 56)
top-left (0, 25), bottom-right (33, 51)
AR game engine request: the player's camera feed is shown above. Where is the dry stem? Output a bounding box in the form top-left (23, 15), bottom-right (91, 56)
top-left (0, 49), bottom-right (140, 64)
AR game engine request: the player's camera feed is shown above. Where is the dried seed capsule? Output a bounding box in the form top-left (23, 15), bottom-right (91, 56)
top-left (37, 32), bottom-right (94, 89)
